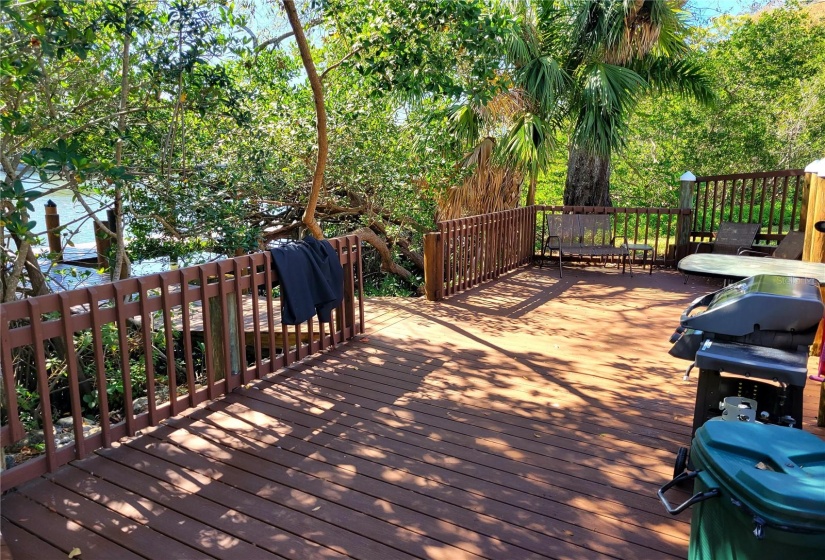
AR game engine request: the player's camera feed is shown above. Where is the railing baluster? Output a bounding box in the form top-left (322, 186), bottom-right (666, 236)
top-left (179, 268), bottom-right (197, 408)
top-left (137, 278), bottom-right (157, 426)
top-left (86, 287), bottom-right (112, 447)
top-left (263, 254), bottom-right (278, 371)
top-left (159, 275), bottom-right (178, 417)
top-left (231, 259), bottom-right (246, 387)
top-left (198, 267), bottom-right (216, 402)
top-left (248, 256), bottom-right (263, 379)
top-left (0, 304), bottom-right (24, 444)
top-left (112, 282), bottom-right (136, 436)
top-left (789, 175), bottom-right (801, 232)
top-left (27, 299), bottom-right (57, 472)
top-left (57, 293), bottom-right (86, 460)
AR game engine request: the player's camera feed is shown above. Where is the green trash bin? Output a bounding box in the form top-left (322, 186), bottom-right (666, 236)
top-left (659, 421), bottom-right (825, 559)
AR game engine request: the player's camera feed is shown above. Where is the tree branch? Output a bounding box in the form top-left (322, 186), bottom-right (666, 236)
top-left (320, 47), bottom-right (362, 81)
top-left (255, 18), bottom-right (322, 52)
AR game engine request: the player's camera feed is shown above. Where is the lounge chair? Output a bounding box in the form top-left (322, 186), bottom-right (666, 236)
top-left (695, 222), bottom-right (760, 255)
top-left (738, 230), bottom-right (804, 261)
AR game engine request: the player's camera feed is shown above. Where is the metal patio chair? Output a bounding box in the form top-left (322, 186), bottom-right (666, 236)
top-left (695, 221), bottom-right (760, 255)
top-left (540, 214), bottom-right (580, 277)
top-left (738, 230), bottom-right (804, 261)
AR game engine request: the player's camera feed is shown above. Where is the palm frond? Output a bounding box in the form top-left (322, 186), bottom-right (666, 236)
top-left (458, 136), bottom-right (497, 170)
top-left (638, 56), bottom-right (717, 106)
top-left (438, 163), bottom-right (523, 220)
top-left (515, 55), bottom-right (569, 113)
top-left (448, 103), bottom-right (483, 150)
top-left (503, 112), bottom-right (555, 179)
top-left (572, 62), bottom-right (646, 155)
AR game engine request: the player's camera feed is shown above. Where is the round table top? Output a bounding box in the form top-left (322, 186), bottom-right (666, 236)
top-left (678, 253), bottom-right (825, 283)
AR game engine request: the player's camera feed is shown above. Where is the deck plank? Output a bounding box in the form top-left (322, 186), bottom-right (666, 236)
top-left (4, 267), bottom-right (824, 560)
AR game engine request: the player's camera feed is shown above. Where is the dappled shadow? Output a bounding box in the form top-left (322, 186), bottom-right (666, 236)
top-left (2, 268), bottom-right (739, 559)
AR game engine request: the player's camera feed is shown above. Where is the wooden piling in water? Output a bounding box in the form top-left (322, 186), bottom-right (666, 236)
top-left (44, 201), bottom-right (62, 260)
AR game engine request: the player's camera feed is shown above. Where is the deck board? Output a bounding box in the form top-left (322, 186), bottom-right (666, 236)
top-left (3, 266), bottom-right (824, 559)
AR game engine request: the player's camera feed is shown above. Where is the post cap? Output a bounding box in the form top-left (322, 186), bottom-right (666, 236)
top-left (804, 159), bottom-right (820, 173)
top-left (680, 171), bottom-right (696, 182)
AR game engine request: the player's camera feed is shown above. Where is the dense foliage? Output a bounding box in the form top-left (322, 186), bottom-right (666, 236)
top-left (2, 0), bottom-right (824, 299)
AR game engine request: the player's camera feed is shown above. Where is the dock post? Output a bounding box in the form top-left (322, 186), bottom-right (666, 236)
top-left (44, 200), bottom-right (62, 260)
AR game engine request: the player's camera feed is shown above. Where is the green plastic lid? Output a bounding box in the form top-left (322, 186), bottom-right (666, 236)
top-left (692, 421), bottom-right (825, 532)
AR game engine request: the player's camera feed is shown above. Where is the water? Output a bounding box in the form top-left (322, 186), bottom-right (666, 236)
top-left (3, 170), bottom-right (109, 251)
top-left (6, 170), bottom-right (239, 291)
top-left (28, 185), bottom-right (109, 251)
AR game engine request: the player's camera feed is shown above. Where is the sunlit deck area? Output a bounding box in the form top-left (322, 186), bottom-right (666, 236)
top-left (2, 265), bottom-right (824, 560)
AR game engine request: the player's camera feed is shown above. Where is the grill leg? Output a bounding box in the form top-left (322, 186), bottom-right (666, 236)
top-left (692, 369), bottom-right (721, 437)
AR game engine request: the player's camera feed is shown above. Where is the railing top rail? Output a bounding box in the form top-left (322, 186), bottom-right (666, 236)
top-left (695, 169), bottom-right (805, 182)
top-left (436, 206), bottom-right (532, 228)
top-left (536, 205), bottom-right (690, 215)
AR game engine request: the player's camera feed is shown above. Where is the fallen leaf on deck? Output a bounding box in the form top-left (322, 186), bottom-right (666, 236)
top-left (312, 506), bottom-right (321, 511)
top-left (68, 548), bottom-right (82, 559)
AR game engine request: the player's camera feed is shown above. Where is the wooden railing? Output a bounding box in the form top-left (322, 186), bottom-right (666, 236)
top-left (693, 169), bottom-right (806, 243)
top-left (423, 205), bottom-right (691, 300)
top-left (0, 235), bottom-right (364, 490)
top-left (424, 207), bottom-right (536, 300)
top-left (537, 205), bottom-right (691, 266)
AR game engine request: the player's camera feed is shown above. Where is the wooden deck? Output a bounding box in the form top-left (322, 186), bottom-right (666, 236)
top-left (2, 265), bottom-right (824, 560)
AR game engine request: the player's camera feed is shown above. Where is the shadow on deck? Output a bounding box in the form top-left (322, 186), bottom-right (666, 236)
top-left (2, 265), bottom-right (823, 559)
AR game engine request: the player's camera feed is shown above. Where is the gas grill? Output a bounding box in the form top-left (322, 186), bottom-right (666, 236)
top-left (669, 275), bottom-right (823, 436)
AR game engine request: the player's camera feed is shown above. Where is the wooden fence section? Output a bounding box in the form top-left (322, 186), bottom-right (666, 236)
top-left (0, 235), bottom-right (364, 490)
top-left (424, 207), bottom-right (535, 300)
top-left (693, 169), bottom-right (805, 243)
top-left (536, 206), bottom-right (690, 266)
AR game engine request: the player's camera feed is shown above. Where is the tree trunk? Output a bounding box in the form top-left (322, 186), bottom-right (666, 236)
top-left (527, 174), bottom-right (537, 206)
top-left (283, 0), bottom-right (326, 240)
top-left (563, 147), bottom-right (612, 207)
top-left (111, 11), bottom-right (132, 282)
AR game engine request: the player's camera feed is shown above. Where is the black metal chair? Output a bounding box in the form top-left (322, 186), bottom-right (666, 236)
top-left (695, 222), bottom-right (760, 255)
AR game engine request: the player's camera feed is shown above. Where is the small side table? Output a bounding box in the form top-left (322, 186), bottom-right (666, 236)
top-left (625, 243), bottom-right (655, 274)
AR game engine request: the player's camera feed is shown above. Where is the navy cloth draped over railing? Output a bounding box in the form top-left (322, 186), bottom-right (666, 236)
top-left (270, 236), bottom-right (344, 325)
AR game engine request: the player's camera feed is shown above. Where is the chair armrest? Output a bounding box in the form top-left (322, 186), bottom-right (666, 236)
top-left (694, 241), bottom-right (712, 254)
top-left (737, 248), bottom-right (768, 257)
top-left (545, 234), bottom-right (561, 249)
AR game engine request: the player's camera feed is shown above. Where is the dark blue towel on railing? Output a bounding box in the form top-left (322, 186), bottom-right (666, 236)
top-left (269, 236), bottom-right (344, 325)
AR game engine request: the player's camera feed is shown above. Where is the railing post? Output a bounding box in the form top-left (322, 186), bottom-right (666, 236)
top-left (424, 232), bottom-right (443, 301)
top-left (342, 251), bottom-right (355, 337)
top-left (675, 172), bottom-right (696, 262)
top-left (803, 160), bottom-right (823, 263)
top-left (800, 163), bottom-right (814, 234)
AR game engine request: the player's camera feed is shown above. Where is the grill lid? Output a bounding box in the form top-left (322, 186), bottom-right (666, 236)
top-left (680, 275), bottom-right (823, 337)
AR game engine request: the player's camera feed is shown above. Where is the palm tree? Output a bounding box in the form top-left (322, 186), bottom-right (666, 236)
top-left (444, 2), bottom-right (565, 211)
top-left (547, 0), bottom-right (715, 206)
top-left (445, 0), bottom-right (712, 210)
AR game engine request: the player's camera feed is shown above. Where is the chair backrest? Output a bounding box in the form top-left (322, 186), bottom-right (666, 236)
top-left (773, 231), bottom-right (804, 260)
top-left (579, 214), bottom-right (614, 247)
top-left (545, 214), bottom-right (580, 246)
top-left (711, 222), bottom-right (760, 254)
